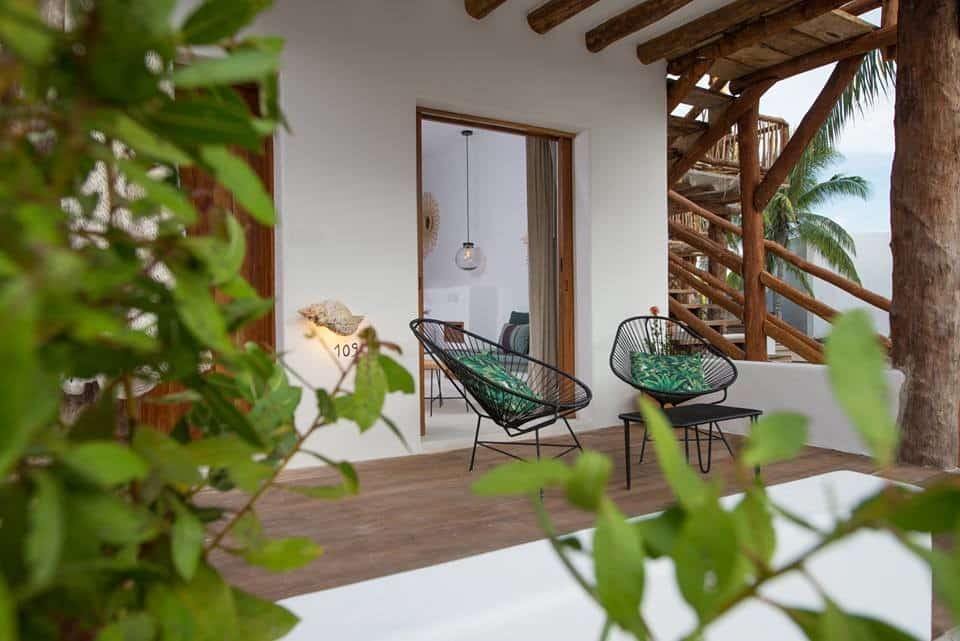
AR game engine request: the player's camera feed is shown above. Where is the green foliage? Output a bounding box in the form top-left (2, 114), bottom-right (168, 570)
top-left (475, 311), bottom-right (960, 641)
top-left (0, 2), bottom-right (412, 639)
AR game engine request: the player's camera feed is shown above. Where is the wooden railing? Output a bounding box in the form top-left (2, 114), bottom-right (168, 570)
top-left (706, 115), bottom-right (790, 171)
top-left (666, 189), bottom-right (892, 362)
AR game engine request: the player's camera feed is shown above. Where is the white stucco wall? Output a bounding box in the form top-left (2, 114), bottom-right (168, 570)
top-left (723, 361), bottom-right (904, 456)
top-left (245, 0), bottom-right (742, 465)
top-left (811, 231), bottom-right (892, 338)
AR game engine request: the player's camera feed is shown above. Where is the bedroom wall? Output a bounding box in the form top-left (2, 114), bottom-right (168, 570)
top-left (421, 122), bottom-right (529, 340)
top-left (239, 0), bottom-right (736, 466)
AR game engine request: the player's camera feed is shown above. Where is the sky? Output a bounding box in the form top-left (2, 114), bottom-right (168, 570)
top-left (758, 9), bottom-right (895, 234)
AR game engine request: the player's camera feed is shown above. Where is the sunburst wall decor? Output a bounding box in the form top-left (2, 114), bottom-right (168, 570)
top-left (422, 192), bottom-right (440, 256)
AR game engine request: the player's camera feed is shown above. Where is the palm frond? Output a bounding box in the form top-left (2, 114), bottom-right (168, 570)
top-left (797, 221), bottom-right (862, 284)
top-left (799, 174), bottom-right (871, 210)
top-left (797, 213), bottom-right (858, 255)
top-left (819, 49), bottom-right (896, 147)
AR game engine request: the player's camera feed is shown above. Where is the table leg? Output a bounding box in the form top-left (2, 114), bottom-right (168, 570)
top-left (751, 414), bottom-right (761, 478)
top-left (623, 419), bottom-right (631, 490)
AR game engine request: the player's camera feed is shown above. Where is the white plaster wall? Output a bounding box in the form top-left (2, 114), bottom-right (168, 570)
top-left (723, 362), bottom-right (904, 456)
top-left (421, 122), bottom-right (529, 339)
top-left (241, 0), bottom-right (747, 465)
top-left (811, 231), bottom-right (892, 338)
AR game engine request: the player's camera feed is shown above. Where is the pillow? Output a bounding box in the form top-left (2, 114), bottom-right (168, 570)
top-left (457, 352), bottom-right (539, 415)
top-left (499, 323), bottom-right (530, 354)
top-left (509, 311), bottom-right (530, 325)
top-left (629, 352), bottom-right (710, 394)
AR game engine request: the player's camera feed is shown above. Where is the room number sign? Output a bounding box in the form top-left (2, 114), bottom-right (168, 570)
top-left (333, 341), bottom-right (361, 360)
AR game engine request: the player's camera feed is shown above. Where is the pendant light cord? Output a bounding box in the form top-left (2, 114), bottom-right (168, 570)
top-left (465, 132), bottom-right (471, 244)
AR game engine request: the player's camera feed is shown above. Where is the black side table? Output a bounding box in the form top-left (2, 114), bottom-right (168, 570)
top-left (620, 404), bottom-right (762, 489)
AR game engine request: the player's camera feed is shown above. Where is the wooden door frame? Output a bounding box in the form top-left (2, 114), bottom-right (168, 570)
top-left (416, 108), bottom-right (577, 437)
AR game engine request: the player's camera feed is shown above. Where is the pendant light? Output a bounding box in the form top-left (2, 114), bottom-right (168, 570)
top-left (455, 129), bottom-right (482, 271)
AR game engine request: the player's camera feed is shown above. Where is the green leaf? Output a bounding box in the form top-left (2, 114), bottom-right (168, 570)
top-left (784, 604), bottom-right (920, 641)
top-left (565, 451), bottom-right (612, 511)
top-left (379, 415), bottom-right (410, 451)
top-left (190, 377), bottom-right (264, 448)
top-left (593, 497), bottom-right (647, 638)
top-left (180, 0), bottom-right (272, 45)
top-left (634, 506), bottom-right (685, 559)
top-left (741, 412), bottom-right (809, 468)
top-left (248, 385), bottom-right (301, 437)
top-left (186, 435), bottom-right (272, 492)
top-left (379, 354), bottom-right (414, 394)
top-left (279, 461), bottom-right (359, 500)
top-left (95, 613), bottom-right (156, 641)
top-left (672, 499), bottom-right (745, 619)
top-left (242, 537), bottom-right (322, 572)
top-left (184, 214), bottom-right (246, 285)
top-left (151, 563), bottom-right (238, 641)
top-left (0, 0), bottom-right (53, 64)
top-left (98, 113), bottom-right (192, 165)
top-left (732, 488), bottom-right (776, 566)
top-left (172, 50), bottom-right (280, 88)
top-left (315, 389), bottom-right (337, 422)
top-left (639, 398), bottom-right (708, 510)
top-left (171, 266), bottom-right (233, 353)
top-left (69, 491), bottom-right (157, 545)
top-left (149, 99), bottom-right (262, 151)
top-left (336, 354), bottom-right (388, 431)
top-left (198, 146), bottom-right (276, 225)
top-left (825, 310), bottom-right (899, 467)
top-left (132, 426), bottom-right (202, 486)
top-left (0, 281), bottom-right (57, 476)
top-left (233, 589), bottom-right (299, 641)
top-left (26, 471), bottom-right (64, 588)
top-left (62, 442), bottom-right (150, 486)
top-left (0, 575), bottom-right (15, 641)
top-left (118, 160), bottom-right (197, 225)
top-left (224, 297), bottom-right (274, 332)
top-left (472, 459), bottom-right (571, 496)
top-left (171, 499), bottom-right (205, 581)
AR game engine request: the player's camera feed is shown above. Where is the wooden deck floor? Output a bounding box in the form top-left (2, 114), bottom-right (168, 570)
top-left (208, 425), bottom-right (952, 636)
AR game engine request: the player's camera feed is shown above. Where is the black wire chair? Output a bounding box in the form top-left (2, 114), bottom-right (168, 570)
top-left (411, 318), bottom-right (592, 470)
top-left (610, 315), bottom-right (738, 406)
top-left (609, 316), bottom-right (739, 468)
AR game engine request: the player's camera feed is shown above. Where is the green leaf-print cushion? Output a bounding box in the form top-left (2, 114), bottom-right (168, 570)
top-left (630, 352), bottom-right (709, 394)
top-left (456, 352), bottom-right (540, 416)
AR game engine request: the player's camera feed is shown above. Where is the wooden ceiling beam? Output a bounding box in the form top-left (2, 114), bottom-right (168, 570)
top-left (667, 0), bottom-right (852, 75)
top-left (840, 0), bottom-right (882, 14)
top-left (528, 0), bottom-right (602, 34)
top-left (668, 79), bottom-right (776, 185)
top-left (585, 0), bottom-right (697, 52)
top-left (753, 54), bottom-right (864, 210)
top-left (636, 0), bottom-right (799, 64)
top-left (666, 59), bottom-right (714, 112)
top-left (465, 0), bottom-right (510, 19)
top-left (729, 24), bottom-right (896, 92)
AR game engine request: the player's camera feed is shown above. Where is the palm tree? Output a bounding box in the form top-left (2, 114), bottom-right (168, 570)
top-left (764, 141), bottom-right (870, 316)
top-left (729, 140), bottom-right (871, 317)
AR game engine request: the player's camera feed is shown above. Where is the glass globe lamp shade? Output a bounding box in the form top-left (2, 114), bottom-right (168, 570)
top-left (455, 242), bottom-right (481, 271)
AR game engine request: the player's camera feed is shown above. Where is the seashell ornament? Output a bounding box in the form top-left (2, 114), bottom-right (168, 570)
top-left (299, 300), bottom-right (364, 336)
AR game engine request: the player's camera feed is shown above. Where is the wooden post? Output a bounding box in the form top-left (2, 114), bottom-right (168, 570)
top-left (891, 0), bottom-right (960, 469)
top-left (738, 102), bottom-right (767, 361)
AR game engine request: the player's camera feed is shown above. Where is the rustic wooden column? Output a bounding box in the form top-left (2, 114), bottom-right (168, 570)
top-left (891, 0), bottom-right (960, 468)
top-left (738, 102), bottom-right (767, 361)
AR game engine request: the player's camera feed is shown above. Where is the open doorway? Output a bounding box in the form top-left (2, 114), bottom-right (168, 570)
top-left (415, 109), bottom-right (575, 448)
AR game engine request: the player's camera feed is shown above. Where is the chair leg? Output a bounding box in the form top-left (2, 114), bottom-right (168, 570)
top-left (684, 426), bottom-right (691, 463)
top-left (623, 419), bottom-right (632, 490)
top-left (562, 417), bottom-right (582, 452)
top-left (438, 369), bottom-right (444, 408)
top-left (468, 415), bottom-right (482, 472)
top-left (638, 424), bottom-right (648, 464)
top-left (535, 429), bottom-right (541, 461)
top-left (715, 422), bottom-right (735, 458)
top-left (428, 369), bottom-right (434, 417)
top-left (694, 424), bottom-right (711, 474)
